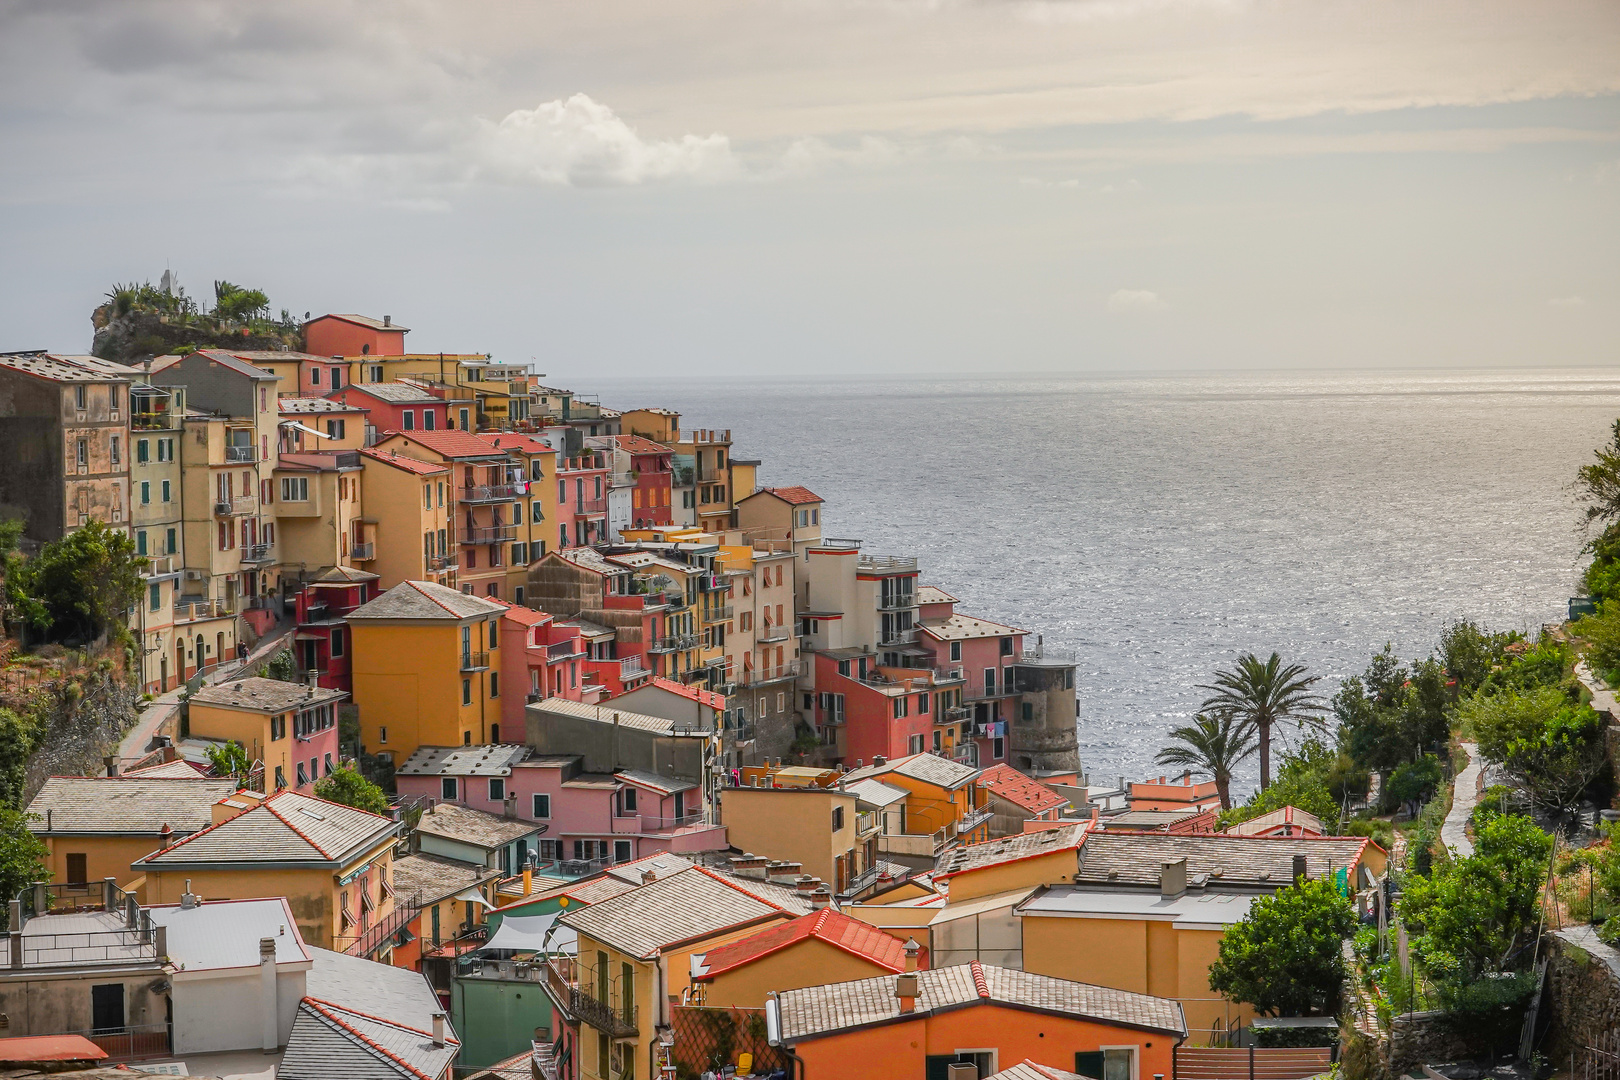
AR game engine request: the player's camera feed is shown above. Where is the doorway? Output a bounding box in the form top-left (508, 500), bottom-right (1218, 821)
top-left (91, 983), bottom-right (125, 1034)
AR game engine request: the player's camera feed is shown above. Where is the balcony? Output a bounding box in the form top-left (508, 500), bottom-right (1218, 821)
top-left (757, 623), bottom-right (790, 643)
top-left (858, 553), bottom-right (918, 574)
top-left (942, 704), bottom-right (972, 722)
top-left (879, 827), bottom-right (950, 860)
top-left (877, 591), bottom-right (918, 611)
top-left (428, 554), bottom-right (458, 572)
top-left (571, 497), bottom-right (606, 516)
top-left (878, 628), bottom-right (919, 646)
top-left (855, 810), bottom-right (880, 838)
top-left (956, 804), bottom-right (994, 836)
top-left (461, 483), bottom-right (519, 503)
top-left (351, 542), bottom-right (375, 561)
top-left (606, 471), bottom-right (636, 488)
top-left (213, 494), bottom-right (257, 516)
top-left (698, 574), bottom-right (729, 592)
top-left (223, 445), bottom-right (258, 463)
top-left (240, 543), bottom-right (274, 564)
top-left (544, 957), bottom-right (638, 1038)
top-left (705, 604), bottom-right (734, 623)
top-left (462, 525), bottom-right (516, 545)
top-left (546, 640), bottom-right (584, 660)
top-left (142, 554), bottom-right (177, 578)
top-left (460, 651), bottom-right (490, 671)
top-left (736, 660), bottom-right (801, 687)
top-left (648, 634), bottom-right (699, 653)
top-left (131, 409), bottom-right (175, 431)
top-left (839, 861), bottom-right (882, 900)
top-left (174, 597), bottom-right (234, 621)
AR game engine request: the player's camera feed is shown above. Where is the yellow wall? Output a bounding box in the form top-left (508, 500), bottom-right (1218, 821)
top-left (351, 617), bottom-right (500, 762)
top-left (943, 848), bottom-right (1079, 904)
top-left (699, 937), bottom-right (897, 1009)
top-left (881, 774), bottom-right (989, 847)
top-left (1021, 915), bottom-right (1248, 1046)
top-left (42, 835), bottom-right (169, 890)
top-left (359, 455), bottom-right (453, 591)
top-left (839, 904), bottom-right (937, 952)
top-left (721, 789), bottom-right (856, 886)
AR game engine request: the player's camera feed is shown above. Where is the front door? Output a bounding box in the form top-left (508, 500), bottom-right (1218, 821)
top-left (91, 983), bottom-right (125, 1034)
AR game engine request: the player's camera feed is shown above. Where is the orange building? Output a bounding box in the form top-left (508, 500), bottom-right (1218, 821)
top-left (304, 313), bottom-right (408, 358)
top-left (1127, 774), bottom-right (1222, 813)
top-left (766, 961), bottom-right (1184, 1079)
top-left (690, 908), bottom-right (920, 1009)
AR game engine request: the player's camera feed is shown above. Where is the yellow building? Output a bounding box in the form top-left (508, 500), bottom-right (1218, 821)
top-left (358, 447), bottom-right (456, 591)
top-left (273, 451), bottom-right (369, 578)
top-left (843, 752), bottom-right (994, 858)
top-left (185, 676), bottom-right (347, 794)
top-left (720, 786), bottom-right (888, 900)
top-left (132, 788), bottom-right (401, 953)
top-left (347, 579), bottom-right (507, 762)
top-left (26, 775), bottom-right (239, 888)
top-left (554, 866), bottom-right (806, 1080)
top-left (479, 431), bottom-right (559, 604)
top-left (689, 907), bottom-right (914, 1009)
top-left (934, 823), bottom-right (1088, 904)
top-left (601, 550), bottom-right (704, 682)
top-left (677, 427), bottom-right (733, 535)
top-left (276, 397), bottom-right (368, 453)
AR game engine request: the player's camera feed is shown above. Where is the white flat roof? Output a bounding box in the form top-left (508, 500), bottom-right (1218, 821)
top-left (148, 897), bottom-right (311, 971)
top-left (1016, 886), bottom-right (1256, 930)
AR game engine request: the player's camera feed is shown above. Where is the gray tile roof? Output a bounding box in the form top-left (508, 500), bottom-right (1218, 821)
top-left (348, 580), bottom-right (508, 621)
top-left (392, 852), bottom-right (496, 908)
top-left (189, 676), bottom-right (347, 713)
top-left (0, 351), bottom-right (129, 383)
top-left (135, 790), bottom-right (397, 868)
top-left (343, 381), bottom-right (441, 403)
top-left (774, 962), bottom-right (1185, 1043)
top-left (990, 1062), bottom-right (1086, 1080)
top-left (396, 744), bottom-right (530, 777)
top-left (304, 945), bottom-right (448, 1032)
top-left (27, 776), bottom-right (238, 836)
top-left (919, 612), bottom-right (1027, 641)
top-left (531, 696), bottom-right (713, 736)
top-left (845, 752), bottom-right (979, 791)
top-left (615, 769), bottom-right (696, 795)
top-left (1075, 832), bottom-right (1375, 887)
top-left (560, 866), bottom-right (793, 960)
top-left (280, 998), bottom-right (457, 1080)
top-left (844, 778), bottom-right (909, 809)
top-left (122, 758), bottom-right (209, 779)
top-left (146, 897), bottom-right (310, 970)
top-left (414, 803), bottom-right (541, 850)
top-left (279, 397), bottom-right (365, 413)
top-left (938, 824), bottom-right (1088, 878)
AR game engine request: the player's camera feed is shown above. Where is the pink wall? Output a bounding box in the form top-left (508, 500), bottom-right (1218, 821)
top-left (812, 653), bottom-right (931, 765)
top-left (327, 385), bottom-right (448, 434)
top-left (305, 317), bottom-right (406, 358)
top-left (289, 725), bottom-right (341, 794)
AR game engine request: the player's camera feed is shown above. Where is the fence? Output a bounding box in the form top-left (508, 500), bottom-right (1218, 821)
top-left (668, 1005), bottom-right (790, 1080)
top-left (1576, 1030), bottom-right (1620, 1080)
top-left (1172, 1047), bottom-right (1334, 1080)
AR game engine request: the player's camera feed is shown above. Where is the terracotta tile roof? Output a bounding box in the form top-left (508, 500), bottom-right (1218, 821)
top-left (348, 580), bottom-right (507, 621)
top-left (758, 486), bottom-right (821, 505)
top-left (122, 758), bottom-right (210, 778)
top-left (360, 448), bottom-right (450, 476)
top-left (936, 824), bottom-right (1088, 880)
top-left (413, 803), bottom-right (542, 850)
top-left (135, 790), bottom-right (397, 868)
top-left (637, 676), bottom-right (725, 710)
top-left (606, 435), bottom-right (674, 456)
top-left (190, 676), bottom-right (347, 714)
top-left (379, 429), bottom-right (510, 460)
top-left (694, 909), bottom-right (913, 980)
top-left (481, 433), bottom-right (556, 456)
top-left (560, 866), bottom-right (796, 960)
top-left (977, 764), bottom-right (1069, 816)
top-left (1225, 805), bottom-right (1326, 837)
top-left (991, 1061), bottom-right (1088, 1080)
top-left (916, 585), bottom-right (958, 605)
top-left (391, 852), bottom-right (498, 908)
top-left (339, 382), bottom-right (440, 404)
top-left (27, 776), bottom-right (238, 837)
top-left (1074, 832), bottom-right (1376, 888)
top-left (773, 961), bottom-right (1185, 1042)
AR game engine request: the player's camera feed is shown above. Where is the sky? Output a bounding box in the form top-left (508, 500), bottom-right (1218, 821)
top-left (0, 0), bottom-right (1616, 379)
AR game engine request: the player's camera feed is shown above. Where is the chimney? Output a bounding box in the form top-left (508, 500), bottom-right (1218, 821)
top-left (431, 1012), bottom-right (446, 1048)
top-left (903, 938), bottom-right (921, 973)
top-left (895, 972), bottom-right (919, 1014)
top-left (1159, 858), bottom-right (1188, 899)
top-left (383, 315), bottom-right (392, 328)
top-left (503, 794), bottom-right (517, 820)
top-left (641, 869), bottom-right (657, 886)
top-left (766, 861), bottom-right (803, 884)
top-left (104, 755), bottom-right (118, 777)
top-left (180, 879), bottom-right (198, 910)
top-left (1292, 854), bottom-right (1308, 883)
top-left (795, 875), bottom-right (818, 895)
top-left (728, 854), bottom-right (769, 880)
top-left (810, 886), bottom-right (832, 910)
top-left (259, 936), bottom-right (279, 1053)
top-left (158, 821), bottom-right (175, 848)
top-left (873, 755), bottom-right (886, 767)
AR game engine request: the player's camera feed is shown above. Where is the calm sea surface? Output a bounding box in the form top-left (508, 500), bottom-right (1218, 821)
top-left (585, 368), bottom-right (1620, 796)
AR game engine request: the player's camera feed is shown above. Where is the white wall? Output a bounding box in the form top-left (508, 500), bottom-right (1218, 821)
top-left (169, 964), bottom-right (306, 1054)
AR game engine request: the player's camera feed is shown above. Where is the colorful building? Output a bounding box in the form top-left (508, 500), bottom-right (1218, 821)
top-left (26, 774), bottom-right (238, 888)
top-left (976, 763), bottom-right (1072, 836)
top-left (479, 431), bottom-right (559, 602)
top-left (327, 380), bottom-right (449, 440)
top-left (690, 908), bottom-right (918, 1009)
top-left (843, 753), bottom-right (993, 866)
top-left (186, 676), bottom-right (346, 793)
top-left (303, 313), bottom-right (408, 359)
top-left (287, 565), bottom-right (377, 691)
top-left (720, 784), bottom-right (891, 900)
top-left (357, 447), bottom-right (457, 591)
top-left (347, 579), bottom-right (507, 761)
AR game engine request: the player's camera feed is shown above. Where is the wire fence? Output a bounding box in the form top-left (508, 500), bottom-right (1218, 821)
top-left (668, 1006), bottom-right (790, 1080)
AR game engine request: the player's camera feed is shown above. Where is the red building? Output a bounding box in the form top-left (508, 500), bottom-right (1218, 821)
top-left (289, 566), bottom-right (379, 692)
top-left (304, 313), bottom-right (408, 358)
top-left (326, 381), bottom-right (449, 438)
top-left (555, 450), bottom-right (610, 549)
top-left (810, 650), bottom-right (957, 764)
top-left (599, 434), bottom-right (675, 529)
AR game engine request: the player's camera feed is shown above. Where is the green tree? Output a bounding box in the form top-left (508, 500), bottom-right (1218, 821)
top-left (1439, 620), bottom-right (1517, 697)
top-left (1208, 877), bottom-right (1356, 1016)
top-left (1456, 686), bottom-right (1604, 813)
top-left (0, 707), bottom-right (45, 810)
top-left (1402, 813), bottom-right (1551, 977)
top-left (314, 767), bottom-right (389, 816)
top-left (0, 809), bottom-right (48, 928)
top-left (1222, 738), bottom-right (1344, 829)
top-left (1384, 755), bottom-right (1443, 817)
top-left (6, 520), bottom-right (145, 643)
top-left (1200, 652), bottom-right (1327, 790)
top-left (1577, 419), bottom-right (1620, 532)
top-left (212, 281), bottom-right (270, 323)
top-left (205, 740), bottom-right (253, 782)
top-left (1575, 601), bottom-right (1620, 677)
top-left (1155, 712), bottom-right (1256, 810)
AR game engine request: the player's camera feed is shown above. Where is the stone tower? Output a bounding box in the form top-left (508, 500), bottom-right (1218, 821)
top-left (1009, 642), bottom-right (1082, 779)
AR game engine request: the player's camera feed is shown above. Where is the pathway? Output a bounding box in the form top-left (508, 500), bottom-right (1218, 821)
top-left (1554, 924), bottom-right (1620, 981)
top-left (1440, 740), bottom-right (1482, 858)
top-left (113, 619), bottom-right (294, 771)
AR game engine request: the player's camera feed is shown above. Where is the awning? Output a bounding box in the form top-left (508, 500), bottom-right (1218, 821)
top-left (482, 911), bottom-right (577, 955)
top-left (278, 420), bottom-right (335, 439)
top-left (453, 886), bottom-right (493, 910)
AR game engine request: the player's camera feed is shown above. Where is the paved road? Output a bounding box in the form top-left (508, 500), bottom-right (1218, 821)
top-left (1440, 740), bottom-right (1482, 858)
top-left (113, 620), bottom-right (294, 771)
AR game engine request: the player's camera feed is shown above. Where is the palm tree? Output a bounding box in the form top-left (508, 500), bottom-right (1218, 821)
top-left (1156, 713), bottom-right (1257, 811)
top-left (1199, 651), bottom-right (1327, 791)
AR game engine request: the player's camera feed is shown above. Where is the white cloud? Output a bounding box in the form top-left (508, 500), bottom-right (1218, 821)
top-left (476, 94), bottom-right (739, 186)
top-left (1548, 295), bottom-right (1587, 308)
top-left (1107, 288), bottom-right (1165, 311)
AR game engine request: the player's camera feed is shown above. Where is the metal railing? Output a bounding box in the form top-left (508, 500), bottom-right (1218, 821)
top-left (428, 554), bottom-right (458, 571)
top-left (571, 497), bottom-right (606, 515)
top-left (460, 651), bottom-right (490, 671)
top-left (879, 827), bottom-right (950, 859)
top-left (58, 1023), bottom-right (170, 1062)
top-left (462, 525), bottom-right (516, 544)
top-left (142, 554), bottom-right (177, 577)
top-left (546, 640), bottom-right (583, 660)
top-left (878, 628), bottom-right (918, 646)
top-left (350, 542), bottom-right (375, 560)
top-left (705, 604), bottom-right (734, 623)
top-left (877, 591), bottom-right (918, 610)
top-left (649, 634), bottom-right (699, 653)
top-left (213, 494), bottom-right (257, 516)
top-left (174, 597), bottom-right (234, 621)
top-left (131, 410), bottom-right (175, 431)
top-left (957, 805), bottom-right (994, 836)
top-left (224, 445), bottom-right (258, 463)
top-left (757, 623), bottom-right (790, 643)
top-left (736, 660), bottom-right (801, 686)
top-left (339, 901), bottom-right (418, 959)
top-left (544, 957), bottom-right (638, 1038)
top-left (858, 553), bottom-right (917, 572)
top-left (241, 543), bottom-right (273, 564)
top-left (461, 483), bottom-right (520, 503)
top-left (840, 862), bottom-right (882, 898)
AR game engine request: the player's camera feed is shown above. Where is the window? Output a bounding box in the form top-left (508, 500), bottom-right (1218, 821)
top-left (983, 668), bottom-right (996, 695)
top-left (892, 697), bottom-right (907, 719)
top-left (908, 734), bottom-right (925, 754)
top-left (932, 730), bottom-right (942, 752)
top-left (918, 692), bottom-right (929, 713)
top-left (832, 805), bottom-right (844, 831)
top-left (325, 753), bottom-right (333, 775)
top-left (992, 737), bottom-right (1005, 759)
top-left (1074, 1049), bottom-right (1134, 1080)
top-left (490, 672), bottom-right (499, 698)
top-left (137, 439), bottom-right (149, 463)
top-left (165, 527), bottom-right (176, 552)
top-left (148, 583), bottom-right (161, 611)
top-left (423, 409), bottom-right (436, 430)
top-left (331, 628), bottom-right (345, 657)
top-left (379, 726), bottom-right (388, 744)
top-left (274, 766), bottom-right (286, 789)
top-left (531, 501), bottom-right (543, 524)
top-left (330, 367), bottom-right (343, 389)
top-left (514, 586), bottom-right (525, 605)
top-left (1022, 702), bottom-right (1034, 721)
top-left (159, 438), bottom-right (173, 462)
top-left (489, 778), bottom-right (505, 802)
top-left (311, 368), bottom-right (322, 387)
top-left (402, 409), bottom-right (415, 430)
top-left (297, 761), bottom-right (308, 786)
top-left (461, 677), bottom-right (473, 705)
top-left (533, 793), bottom-right (551, 818)
top-left (512, 541), bottom-right (526, 564)
top-left (622, 787), bottom-right (638, 812)
top-left (161, 480), bottom-right (171, 503)
top-left (488, 618), bottom-right (499, 648)
top-left (76, 439), bottom-right (87, 468)
top-left (325, 418), bottom-right (345, 440)
top-left (614, 839), bottom-right (632, 863)
top-left (270, 714), bottom-right (286, 740)
top-left (951, 641), bottom-right (961, 662)
top-left (281, 477), bottom-right (309, 501)
top-left (139, 481), bottom-right (149, 505)
top-left (66, 852), bottom-right (88, 885)
top-left (135, 530), bottom-right (147, 556)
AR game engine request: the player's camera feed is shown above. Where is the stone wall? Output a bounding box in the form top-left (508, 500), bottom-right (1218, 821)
top-left (1544, 927), bottom-right (1620, 1062)
top-left (1386, 1011), bottom-right (1479, 1074)
top-left (21, 666), bottom-right (139, 802)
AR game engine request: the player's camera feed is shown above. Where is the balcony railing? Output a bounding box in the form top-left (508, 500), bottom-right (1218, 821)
top-left (428, 554), bottom-right (458, 572)
top-left (131, 410), bottom-right (176, 431)
top-left (462, 525), bottom-right (516, 545)
top-left (571, 498), bottom-right (606, 515)
top-left (223, 445), bottom-right (258, 463)
top-left (877, 591), bottom-right (918, 611)
top-left (840, 861), bottom-right (882, 899)
top-left (351, 542), bottom-right (375, 561)
top-left (956, 805), bottom-right (994, 836)
top-left (942, 705), bottom-right (972, 723)
top-left (858, 553), bottom-right (918, 573)
top-left (544, 957), bottom-right (638, 1038)
top-left (878, 628), bottom-right (918, 646)
top-left (757, 623), bottom-right (790, 643)
top-left (705, 604), bottom-right (734, 623)
top-left (648, 634), bottom-right (699, 653)
top-left (736, 660), bottom-right (801, 686)
top-left (461, 483), bottom-right (520, 503)
top-left (855, 811), bottom-right (880, 837)
top-left (240, 543), bottom-right (273, 564)
top-left (213, 494), bottom-right (257, 516)
top-left (878, 827), bottom-right (950, 859)
top-left (174, 597), bottom-right (234, 621)
top-left (460, 651), bottom-right (490, 671)
top-left (142, 554), bottom-right (177, 578)
top-left (547, 640), bottom-right (583, 660)
top-left (339, 901), bottom-right (418, 959)
top-left (606, 471), bottom-right (636, 487)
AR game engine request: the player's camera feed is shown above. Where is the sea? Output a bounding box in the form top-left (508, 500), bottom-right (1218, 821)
top-left (586, 367), bottom-right (1620, 797)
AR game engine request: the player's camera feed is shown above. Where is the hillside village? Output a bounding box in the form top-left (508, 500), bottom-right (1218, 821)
top-left (0, 301), bottom-right (1617, 1080)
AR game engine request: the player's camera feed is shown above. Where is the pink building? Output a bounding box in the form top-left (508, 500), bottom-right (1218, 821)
top-left (917, 585), bottom-right (1026, 767)
top-left (810, 650), bottom-right (941, 765)
top-left (327, 381), bottom-right (450, 438)
top-left (394, 746), bottom-right (726, 869)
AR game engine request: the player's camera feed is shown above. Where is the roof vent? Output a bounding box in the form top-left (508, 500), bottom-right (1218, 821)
top-left (298, 807), bottom-right (327, 821)
top-left (383, 315), bottom-right (392, 328)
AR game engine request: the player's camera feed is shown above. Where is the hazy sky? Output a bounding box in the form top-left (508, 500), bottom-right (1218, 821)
top-left (1, 0), bottom-right (1616, 378)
